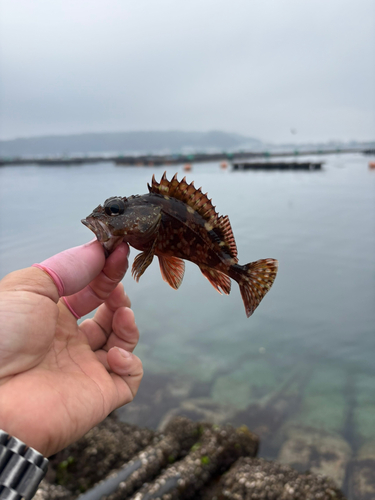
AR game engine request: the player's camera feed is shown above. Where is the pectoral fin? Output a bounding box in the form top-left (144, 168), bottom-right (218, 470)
top-left (131, 213), bottom-right (161, 282)
top-left (132, 249), bottom-right (155, 282)
top-left (158, 255), bottom-right (185, 289)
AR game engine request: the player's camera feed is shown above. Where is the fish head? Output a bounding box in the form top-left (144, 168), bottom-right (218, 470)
top-left (82, 195), bottom-right (162, 254)
top-left (82, 196), bottom-right (130, 254)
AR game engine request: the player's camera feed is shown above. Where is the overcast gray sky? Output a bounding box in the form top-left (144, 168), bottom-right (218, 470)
top-left (0, 0), bottom-right (374, 143)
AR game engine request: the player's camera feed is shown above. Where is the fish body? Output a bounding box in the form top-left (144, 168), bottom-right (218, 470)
top-left (82, 173), bottom-right (278, 317)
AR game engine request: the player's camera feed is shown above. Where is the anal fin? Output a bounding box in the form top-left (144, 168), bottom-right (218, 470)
top-left (199, 265), bottom-right (231, 295)
top-left (158, 255), bottom-right (185, 289)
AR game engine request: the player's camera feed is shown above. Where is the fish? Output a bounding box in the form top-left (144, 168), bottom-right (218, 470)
top-left (82, 172), bottom-right (278, 317)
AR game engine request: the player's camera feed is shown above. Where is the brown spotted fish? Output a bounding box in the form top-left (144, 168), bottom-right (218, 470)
top-left (82, 173), bottom-right (278, 317)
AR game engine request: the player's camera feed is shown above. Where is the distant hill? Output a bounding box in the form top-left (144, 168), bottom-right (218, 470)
top-left (0, 131), bottom-right (262, 157)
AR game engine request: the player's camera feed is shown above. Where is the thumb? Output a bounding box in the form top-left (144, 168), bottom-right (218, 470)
top-left (0, 240), bottom-right (105, 302)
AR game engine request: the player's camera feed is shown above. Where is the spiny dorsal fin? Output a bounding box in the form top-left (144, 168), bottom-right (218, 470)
top-left (214, 215), bottom-right (238, 260)
top-left (148, 172), bottom-right (219, 224)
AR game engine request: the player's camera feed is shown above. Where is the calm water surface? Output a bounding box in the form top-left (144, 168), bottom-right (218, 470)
top-left (1, 155), bottom-right (374, 468)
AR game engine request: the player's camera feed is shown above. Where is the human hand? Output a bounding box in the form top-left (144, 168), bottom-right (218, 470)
top-left (0, 240), bottom-right (143, 457)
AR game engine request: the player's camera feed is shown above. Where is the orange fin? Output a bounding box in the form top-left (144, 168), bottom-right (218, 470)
top-left (148, 172), bottom-right (219, 224)
top-left (132, 248), bottom-right (155, 282)
top-left (237, 259), bottom-right (278, 317)
top-left (214, 215), bottom-right (238, 260)
top-left (200, 265), bottom-right (231, 295)
top-left (158, 255), bottom-right (185, 289)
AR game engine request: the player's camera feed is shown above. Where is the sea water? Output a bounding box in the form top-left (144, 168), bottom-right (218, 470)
top-left (1, 154), bottom-right (374, 483)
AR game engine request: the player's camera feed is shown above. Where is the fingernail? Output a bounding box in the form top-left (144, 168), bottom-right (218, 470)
top-left (116, 347), bottom-right (132, 358)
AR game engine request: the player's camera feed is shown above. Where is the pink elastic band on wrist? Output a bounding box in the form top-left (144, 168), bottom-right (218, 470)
top-left (32, 263), bottom-right (65, 296)
top-left (61, 297), bottom-right (81, 319)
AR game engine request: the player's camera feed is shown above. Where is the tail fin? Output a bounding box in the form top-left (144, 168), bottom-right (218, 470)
top-left (237, 258), bottom-right (278, 317)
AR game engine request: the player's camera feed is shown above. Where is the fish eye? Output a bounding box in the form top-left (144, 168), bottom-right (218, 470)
top-left (104, 198), bottom-right (125, 216)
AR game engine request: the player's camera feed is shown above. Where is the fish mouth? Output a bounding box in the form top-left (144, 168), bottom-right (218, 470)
top-left (81, 217), bottom-right (112, 243)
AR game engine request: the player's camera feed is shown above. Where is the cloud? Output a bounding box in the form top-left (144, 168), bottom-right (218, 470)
top-left (0, 0), bottom-right (374, 141)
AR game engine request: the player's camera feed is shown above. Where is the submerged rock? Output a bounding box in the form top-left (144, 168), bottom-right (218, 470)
top-left (278, 425), bottom-right (351, 488)
top-left (201, 457), bottom-right (347, 500)
top-left (348, 440), bottom-right (375, 500)
top-left (116, 372), bottom-right (195, 429)
top-left (158, 398), bottom-right (236, 430)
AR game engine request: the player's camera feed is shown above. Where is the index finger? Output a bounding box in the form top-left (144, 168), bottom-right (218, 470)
top-left (62, 243), bottom-right (129, 318)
